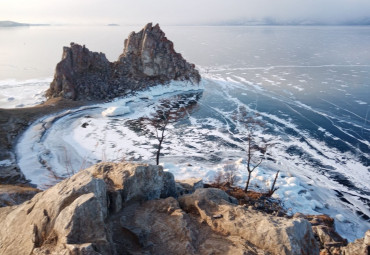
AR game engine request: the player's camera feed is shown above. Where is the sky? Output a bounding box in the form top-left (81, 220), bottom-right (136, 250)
top-left (1, 0), bottom-right (370, 25)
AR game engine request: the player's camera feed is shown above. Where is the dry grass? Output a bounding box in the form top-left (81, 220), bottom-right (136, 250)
top-left (206, 182), bottom-right (286, 216)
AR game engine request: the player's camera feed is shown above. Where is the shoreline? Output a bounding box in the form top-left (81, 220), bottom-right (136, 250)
top-left (0, 97), bottom-right (101, 185)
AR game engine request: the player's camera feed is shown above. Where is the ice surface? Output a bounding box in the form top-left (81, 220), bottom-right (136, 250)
top-left (6, 26), bottom-right (370, 241)
top-left (0, 78), bottom-right (51, 108)
top-left (14, 74), bottom-right (369, 241)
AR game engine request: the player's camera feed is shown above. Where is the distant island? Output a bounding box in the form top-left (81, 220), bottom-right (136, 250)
top-left (107, 23), bottom-right (119, 26)
top-left (0, 20), bottom-right (49, 27)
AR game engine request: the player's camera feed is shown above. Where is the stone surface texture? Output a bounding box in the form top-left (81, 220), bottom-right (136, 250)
top-left (339, 230), bottom-right (369, 255)
top-left (46, 23), bottom-right (201, 100)
top-left (176, 177), bottom-right (204, 196)
top-left (1, 161), bottom-right (365, 255)
top-left (178, 188), bottom-right (320, 255)
top-left (294, 213), bottom-right (348, 250)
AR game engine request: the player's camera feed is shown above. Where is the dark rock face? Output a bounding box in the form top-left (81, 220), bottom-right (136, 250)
top-left (46, 23), bottom-right (201, 100)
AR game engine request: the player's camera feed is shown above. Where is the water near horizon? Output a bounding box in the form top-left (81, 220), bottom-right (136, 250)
top-left (0, 25), bottom-right (369, 240)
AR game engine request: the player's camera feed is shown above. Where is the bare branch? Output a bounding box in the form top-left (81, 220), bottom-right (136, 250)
top-left (251, 157), bottom-right (263, 172)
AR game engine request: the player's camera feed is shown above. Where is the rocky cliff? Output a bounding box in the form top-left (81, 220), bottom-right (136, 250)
top-left (0, 162), bottom-right (369, 254)
top-left (0, 162), bottom-right (322, 255)
top-left (46, 23), bottom-right (201, 100)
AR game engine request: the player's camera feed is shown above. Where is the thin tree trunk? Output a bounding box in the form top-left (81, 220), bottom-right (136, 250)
top-left (268, 170), bottom-right (280, 196)
top-left (244, 171), bottom-right (252, 193)
top-left (156, 138), bottom-right (163, 165)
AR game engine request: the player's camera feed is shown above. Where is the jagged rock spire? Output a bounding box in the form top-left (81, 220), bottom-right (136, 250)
top-left (46, 23), bottom-right (201, 100)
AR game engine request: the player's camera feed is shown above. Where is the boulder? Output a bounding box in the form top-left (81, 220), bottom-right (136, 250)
top-left (118, 196), bottom-right (267, 255)
top-left (294, 214), bottom-right (348, 249)
top-left (46, 23), bottom-right (201, 101)
top-left (86, 162), bottom-right (177, 203)
top-left (340, 230), bottom-right (370, 255)
top-left (176, 177), bottom-right (204, 196)
top-left (178, 188), bottom-right (320, 255)
top-left (0, 162), bottom-right (176, 255)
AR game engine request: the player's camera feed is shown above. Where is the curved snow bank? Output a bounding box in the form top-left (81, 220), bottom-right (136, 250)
top-left (17, 80), bottom-right (204, 187)
top-left (101, 80), bottom-right (204, 117)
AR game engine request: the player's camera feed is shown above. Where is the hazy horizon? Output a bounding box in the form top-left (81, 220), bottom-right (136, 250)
top-left (1, 0), bottom-right (370, 26)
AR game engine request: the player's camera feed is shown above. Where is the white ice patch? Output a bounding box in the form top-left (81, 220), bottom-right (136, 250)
top-left (0, 159), bottom-right (12, 167)
top-left (355, 100), bottom-right (367, 105)
top-left (102, 106), bottom-right (131, 117)
top-left (0, 78), bottom-right (51, 108)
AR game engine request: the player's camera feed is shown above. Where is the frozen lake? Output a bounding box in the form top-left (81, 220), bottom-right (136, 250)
top-left (0, 25), bottom-right (369, 240)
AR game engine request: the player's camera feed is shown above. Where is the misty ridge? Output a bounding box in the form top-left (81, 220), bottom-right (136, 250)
top-left (200, 17), bottom-right (370, 26)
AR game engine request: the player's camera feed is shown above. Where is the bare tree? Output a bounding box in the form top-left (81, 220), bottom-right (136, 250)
top-left (213, 171), bottom-right (224, 187)
top-left (223, 163), bottom-right (240, 187)
top-left (232, 106), bottom-right (269, 193)
top-left (267, 170), bottom-right (280, 197)
top-left (143, 96), bottom-right (198, 165)
top-left (150, 108), bottom-right (175, 165)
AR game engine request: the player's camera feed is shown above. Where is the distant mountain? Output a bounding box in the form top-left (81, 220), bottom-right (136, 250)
top-left (0, 21), bottom-right (29, 27)
top-left (0, 21), bottom-right (49, 27)
top-left (107, 23), bottom-right (119, 26)
top-left (207, 17), bottom-right (370, 26)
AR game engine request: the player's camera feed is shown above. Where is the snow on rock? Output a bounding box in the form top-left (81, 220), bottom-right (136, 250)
top-left (102, 106), bottom-right (130, 117)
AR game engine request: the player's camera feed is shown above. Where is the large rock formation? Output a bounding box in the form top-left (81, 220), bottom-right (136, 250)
top-left (46, 23), bottom-right (201, 100)
top-left (0, 162), bottom-right (322, 255)
top-left (179, 188), bottom-right (319, 255)
top-left (0, 162), bottom-right (176, 255)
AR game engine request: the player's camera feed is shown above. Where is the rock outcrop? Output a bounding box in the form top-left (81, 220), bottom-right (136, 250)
top-left (176, 177), bottom-right (204, 196)
top-left (179, 188), bottom-right (319, 255)
top-left (0, 162), bottom-right (323, 255)
top-left (0, 162), bottom-right (175, 255)
top-left (293, 213), bottom-right (348, 253)
top-left (46, 23), bottom-right (201, 100)
top-left (340, 230), bottom-right (369, 255)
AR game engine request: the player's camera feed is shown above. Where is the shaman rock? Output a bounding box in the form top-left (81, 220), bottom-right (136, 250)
top-left (46, 23), bottom-right (201, 100)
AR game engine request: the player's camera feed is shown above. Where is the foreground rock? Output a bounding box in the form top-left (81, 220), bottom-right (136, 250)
top-left (0, 162), bottom-right (175, 254)
top-left (340, 230), bottom-right (369, 255)
top-left (46, 23), bottom-right (201, 100)
top-left (179, 188), bottom-right (319, 254)
top-left (0, 162), bottom-right (323, 255)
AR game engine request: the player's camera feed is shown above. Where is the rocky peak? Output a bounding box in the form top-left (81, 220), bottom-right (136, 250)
top-left (46, 43), bottom-right (110, 100)
top-left (46, 23), bottom-right (201, 101)
top-left (119, 23), bottom-right (199, 82)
